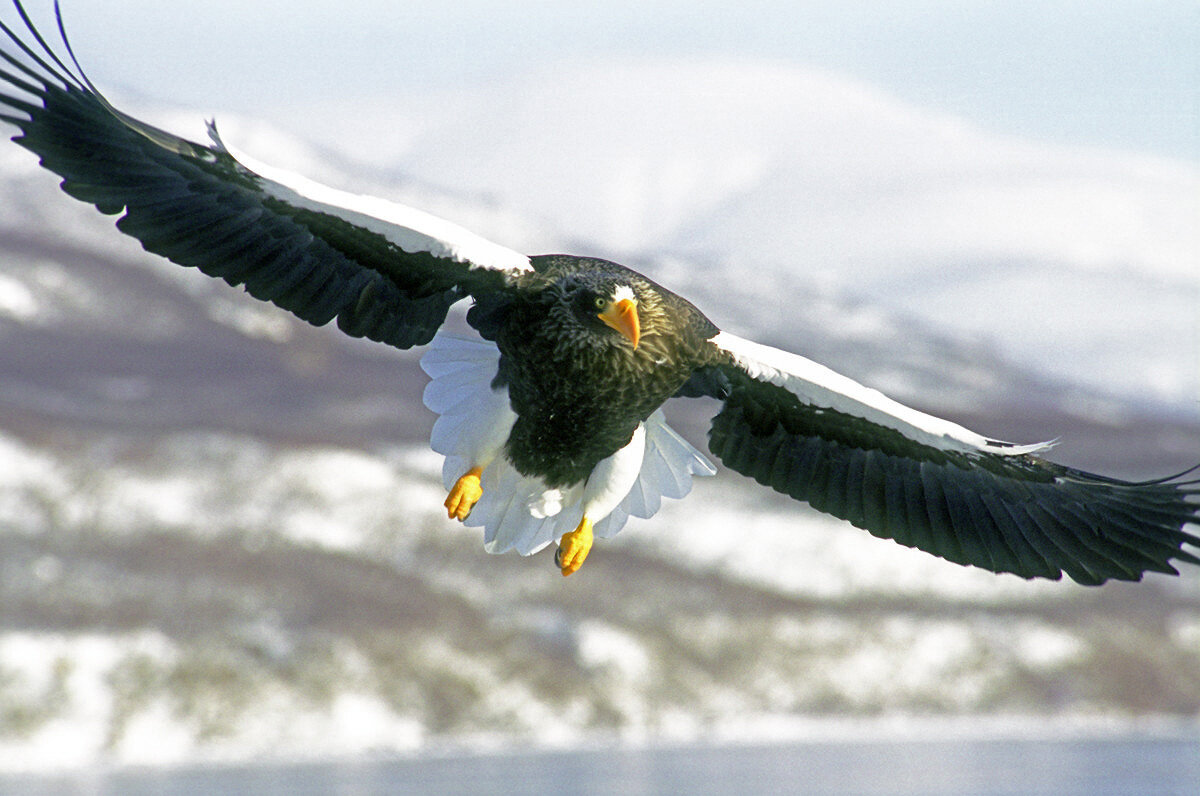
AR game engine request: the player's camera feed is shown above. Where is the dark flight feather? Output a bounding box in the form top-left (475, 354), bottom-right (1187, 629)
top-left (698, 366), bottom-right (1200, 583)
top-left (1, 4), bottom-right (519, 349)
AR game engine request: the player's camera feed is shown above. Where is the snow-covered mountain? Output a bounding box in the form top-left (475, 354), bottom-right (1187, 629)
top-left (0, 58), bottom-right (1198, 773)
top-left (286, 58), bottom-right (1200, 410)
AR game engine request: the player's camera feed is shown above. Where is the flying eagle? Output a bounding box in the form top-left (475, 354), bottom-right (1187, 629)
top-left (2, 2), bottom-right (1197, 582)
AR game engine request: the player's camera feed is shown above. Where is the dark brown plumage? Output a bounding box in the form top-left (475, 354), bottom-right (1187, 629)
top-left (487, 255), bottom-right (718, 486)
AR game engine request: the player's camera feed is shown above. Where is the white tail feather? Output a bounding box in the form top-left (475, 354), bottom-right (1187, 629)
top-left (421, 332), bottom-right (717, 556)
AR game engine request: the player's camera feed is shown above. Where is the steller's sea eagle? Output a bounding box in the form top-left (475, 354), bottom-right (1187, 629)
top-left (2, 1), bottom-right (1197, 581)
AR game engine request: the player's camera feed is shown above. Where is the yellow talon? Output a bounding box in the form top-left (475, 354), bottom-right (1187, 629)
top-left (556, 516), bottom-right (594, 577)
top-left (445, 466), bottom-right (483, 521)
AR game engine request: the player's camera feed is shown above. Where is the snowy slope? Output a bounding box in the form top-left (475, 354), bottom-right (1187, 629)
top-left (293, 58), bottom-right (1199, 410)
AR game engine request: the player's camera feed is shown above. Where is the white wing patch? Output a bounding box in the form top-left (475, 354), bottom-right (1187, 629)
top-left (713, 331), bottom-right (1052, 456)
top-left (209, 125), bottom-right (533, 275)
top-left (421, 332), bottom-right (716, 556)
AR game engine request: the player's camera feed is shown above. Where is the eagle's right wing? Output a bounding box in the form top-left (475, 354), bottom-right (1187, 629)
top-left (1, 1), bottom-right (531, 349)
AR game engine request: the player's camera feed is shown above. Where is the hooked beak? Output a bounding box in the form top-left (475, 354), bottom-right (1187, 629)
top-left (598, 297), bottom-right (640, 349)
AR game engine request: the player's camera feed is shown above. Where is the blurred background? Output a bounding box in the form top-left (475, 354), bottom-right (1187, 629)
top-left (0, 0), bottom-right (1198, 788)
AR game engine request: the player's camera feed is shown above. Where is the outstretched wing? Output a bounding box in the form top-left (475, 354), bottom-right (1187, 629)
top-left (0, 2), bottom-right (531, 349)
top-left (682, 331), bottom-right (1200, 585)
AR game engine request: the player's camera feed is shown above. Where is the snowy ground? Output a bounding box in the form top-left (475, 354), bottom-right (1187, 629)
top-left (1, 427), bottom-right (1197, 773)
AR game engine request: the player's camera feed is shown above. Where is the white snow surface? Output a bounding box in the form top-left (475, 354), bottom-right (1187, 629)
top-left (0, 426), bottom-right (1197, 773)
top-left (286, 57), bottom-right (1199, 409)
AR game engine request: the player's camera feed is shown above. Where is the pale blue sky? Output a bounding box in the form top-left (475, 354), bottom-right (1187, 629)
top-left (38, 0), bottom-right (1199, 161)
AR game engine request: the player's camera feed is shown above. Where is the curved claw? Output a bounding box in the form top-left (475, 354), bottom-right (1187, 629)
top-left (445, 467), bottom-right (483, 521)
top-left (556, 516), bottom-right (594, 577)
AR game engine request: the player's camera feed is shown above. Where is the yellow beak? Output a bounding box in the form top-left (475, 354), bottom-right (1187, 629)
top-left (597, 297), bottom-right (640, 349)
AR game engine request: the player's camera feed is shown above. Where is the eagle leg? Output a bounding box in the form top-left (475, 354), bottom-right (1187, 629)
top-left (445, 466), bottom-right (484, 521)
top-left (555, 516), bottom-right (594, 577)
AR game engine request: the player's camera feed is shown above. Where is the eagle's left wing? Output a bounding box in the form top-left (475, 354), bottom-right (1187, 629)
top-left (682, 331), bottom-right (1200, 585)
top-left (0, 2), bottom-right (530, 350)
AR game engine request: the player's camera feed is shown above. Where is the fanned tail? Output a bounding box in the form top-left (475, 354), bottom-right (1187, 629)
top-left (421, 332), bottom-right (716, 556)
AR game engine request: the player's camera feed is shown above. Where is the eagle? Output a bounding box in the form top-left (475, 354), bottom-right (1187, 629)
top-left (2, 2), bottom-right (1197, 582)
